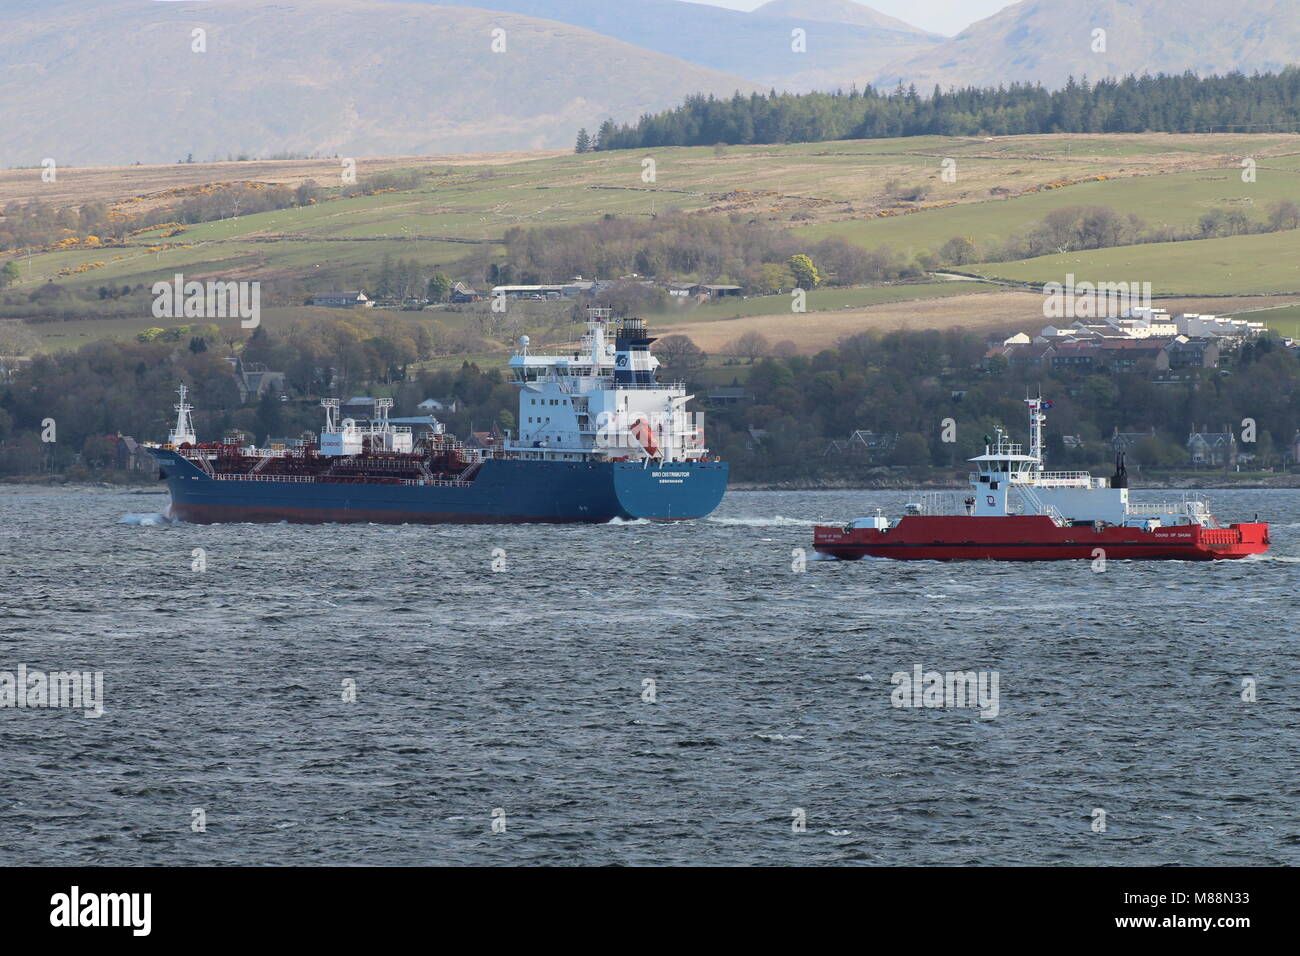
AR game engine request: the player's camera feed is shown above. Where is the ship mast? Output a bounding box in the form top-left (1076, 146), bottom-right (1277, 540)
top-left (1025, 393), bottom-right (1047, 472)
top-left (320, 398), bottom-right (340, 433)
top-left (169, 384), bottom-right (197, 446)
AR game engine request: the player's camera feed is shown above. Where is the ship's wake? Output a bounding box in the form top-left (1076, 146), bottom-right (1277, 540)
top-left (118, 512), bottom-right (176, 526)
top-left (706, 516), bottom-right (819, 527)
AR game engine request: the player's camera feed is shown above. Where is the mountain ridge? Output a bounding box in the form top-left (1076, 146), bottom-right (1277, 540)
top-left (0, 0), bottom-right (761, 167)
top-left (875, 0), bottom-right (1300, 90)
top-left (402, 0), bottom-right (943, 89)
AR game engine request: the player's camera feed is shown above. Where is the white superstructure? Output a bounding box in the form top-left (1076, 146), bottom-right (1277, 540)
top-left (505, 309), bottom-right (708, 463)
top-left (965, 396), bottom-right (1219, 528)
top-left (319, 398), bottom-right (413, 456)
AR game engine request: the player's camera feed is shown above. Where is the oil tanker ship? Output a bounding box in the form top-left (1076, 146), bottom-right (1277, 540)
top-left (814, 397), bottom-right (1269, 561)
top-left (147, 310), bottom-right (727, 523)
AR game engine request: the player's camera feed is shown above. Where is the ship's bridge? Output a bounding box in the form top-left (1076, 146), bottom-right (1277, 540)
top-left (503, 310), bottom-right (707, 464)
top-left (966, 411), bottom-right (1130, 524)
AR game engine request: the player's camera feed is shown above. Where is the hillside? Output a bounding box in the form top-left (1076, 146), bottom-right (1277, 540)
top-left (408, 0), bottom-right (942, 90)
top-left (6, 132), bottom-right (1300, 355)
top-left (0, 0), bottom-right (759, 168)
top-left (877, 0), bottom-right (1300, 90)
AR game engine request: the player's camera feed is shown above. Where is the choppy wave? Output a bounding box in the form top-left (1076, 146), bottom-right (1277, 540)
top-left (5, 486), bottom-right (1297, 867)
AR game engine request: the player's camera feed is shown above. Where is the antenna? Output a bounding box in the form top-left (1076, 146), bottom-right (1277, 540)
top-left (1025, 391), bottom-right (1046, 467)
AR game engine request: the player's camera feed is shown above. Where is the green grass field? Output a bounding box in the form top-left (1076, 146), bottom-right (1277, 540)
top-left (970, 231), bottom-right (1300, 295)
top-left (797, 167), bottom-right (1300, 255)
top-left (6, 131), bottom-right (1300, 350)
top-left (1221, 303), bottom-right (1300, 338)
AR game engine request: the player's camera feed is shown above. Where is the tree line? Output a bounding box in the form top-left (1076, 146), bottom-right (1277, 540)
top-left (496, 211), bottom-right (919, 290)
top-left (642, 330), bottom-right (1300, 480)
top-left (581, 70), bottom-right (1300, 151)
top-left (6, 318), bottom-right (1295, 482)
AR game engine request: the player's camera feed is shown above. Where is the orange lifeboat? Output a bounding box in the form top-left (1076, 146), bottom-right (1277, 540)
top-left (630, 416), bottom-right (660, 457)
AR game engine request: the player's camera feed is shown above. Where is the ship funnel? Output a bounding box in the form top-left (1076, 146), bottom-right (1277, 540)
top-left (1110, 451), bottom-right (1129, 489)
top-left (614, 316), bottom-right (655, 386)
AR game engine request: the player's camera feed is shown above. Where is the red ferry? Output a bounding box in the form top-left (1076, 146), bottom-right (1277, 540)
top-left (814, 398), bottom-right (1270, 562)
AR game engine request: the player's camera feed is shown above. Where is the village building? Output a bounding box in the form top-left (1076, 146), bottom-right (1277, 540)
top-left (823, 430), bottom-right (897, 459)
top-left (226, 357), bottom-right (286, 403)
top-left (1166, 338), bottom-right (1220, 369)
top-left (1110, 426), bottom-right (1157, 455)
top-left (449, 282), bottom-right (480, 303)
top-left (417, 397), bottom-right (461, 414)
top-left (307, 290), bottom-right (372, 308)
top-left (1187, 427), bottom-right (1238, 467)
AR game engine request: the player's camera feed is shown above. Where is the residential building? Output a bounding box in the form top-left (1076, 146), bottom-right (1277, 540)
top-left (1111, 427), bottom-right (1156, 456)
top-left (227, 357), bottom-right (286, 403)
top-left (449, 282), bottom-right (481, 303)
top-left (823, 430), bottom-right (897, 459)
top-left (307, 290), bottom-right (371, 308)
top-left (1051, 341), bottom-right (1099, 373)
top-left (1166, 338), bottom-right (1220, 369)
top-left (418, 397), bottom-right (462, 414)
top-left (1097, 338), bottom-right (1171, 372)
top-left (1187, 427), bottom-right (1238, 467)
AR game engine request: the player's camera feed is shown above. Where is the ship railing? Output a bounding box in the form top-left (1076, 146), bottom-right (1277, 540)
top-left (1128, 496), bottom-right (1211, 517)
top-left (1030, 470), bottom-right (1094, 485)
top-left (1014, 484), bottom-right (1067, 525)
top-left (1126, 502), bottom-right (1183, 515)
top-left (185, 451), bottom-right (215, 476)
top-left (915, 491), bottom-right (964, 515)
top-left (208, 472), bottom-right (473, 487)
top-left (399, 478), bottom-right (473, 487)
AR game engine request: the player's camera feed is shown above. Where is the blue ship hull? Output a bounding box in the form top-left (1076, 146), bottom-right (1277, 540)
top-left (150, 449), bottom-right (728, 524)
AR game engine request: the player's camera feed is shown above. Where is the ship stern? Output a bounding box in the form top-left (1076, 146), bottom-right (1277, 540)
top-left (610, 460), bottom-right (728, 520)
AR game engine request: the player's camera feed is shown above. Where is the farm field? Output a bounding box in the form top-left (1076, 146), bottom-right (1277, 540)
top-left (5, 132), bottom-right (1300, 352)
top-left (12, 132), bottom-right (1300, 292)
top-left (0, 151), bottom-right (564, 210)
top-left (1222, 302), bottom-right (1300, 338)
top-left (970, 230), bottom-right (1300, 296)
top-left (797, 166), bottom-right (1300, 254)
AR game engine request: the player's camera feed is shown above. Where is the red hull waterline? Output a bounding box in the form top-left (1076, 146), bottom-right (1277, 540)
top-left (813, 515), bottom-right (1270, 562)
